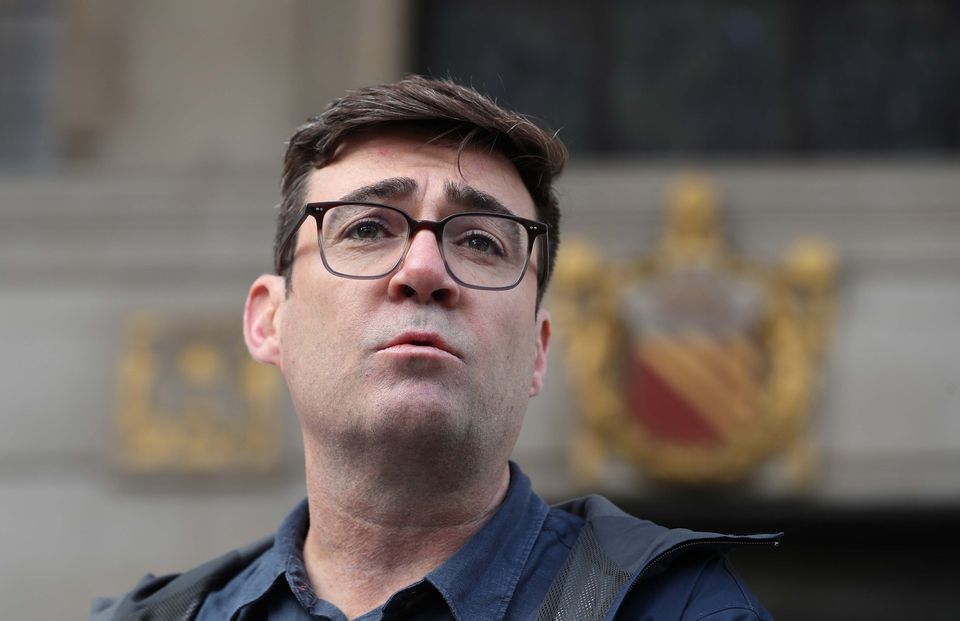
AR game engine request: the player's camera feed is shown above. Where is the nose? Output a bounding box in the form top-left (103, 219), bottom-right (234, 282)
top-left (387, 229), bottom-right (461, 306)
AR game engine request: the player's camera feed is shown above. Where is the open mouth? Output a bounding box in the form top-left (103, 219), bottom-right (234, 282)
top-left (382, 332), bottom-right (461, 359)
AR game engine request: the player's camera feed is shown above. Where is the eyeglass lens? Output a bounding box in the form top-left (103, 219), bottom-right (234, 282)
top-left (319, 204), bottom-right (531, 288)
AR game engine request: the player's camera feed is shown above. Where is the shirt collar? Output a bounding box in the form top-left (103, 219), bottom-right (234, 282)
top-left (424, 462), bottom-right (550, 621)
top-left (199, 498), bottom-right (311, 618)
top-left (205, 462), bottom-right (549, 621)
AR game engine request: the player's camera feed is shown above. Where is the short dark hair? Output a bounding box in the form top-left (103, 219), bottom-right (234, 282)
top-left (275, 75), bottom-right (567, 305)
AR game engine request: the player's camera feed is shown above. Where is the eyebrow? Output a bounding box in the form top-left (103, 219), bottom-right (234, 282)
top-left (340, 177), bottom-right (418, 202)
top-left (339, 177), bottom-right (517, 218)
top-left (444, 181), bottom-right (515, 217)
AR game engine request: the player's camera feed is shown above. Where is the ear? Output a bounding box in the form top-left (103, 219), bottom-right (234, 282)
top-left (243, 274), bottom-right (286, 367)
top-left (529, 308), bottom-right (552, 397)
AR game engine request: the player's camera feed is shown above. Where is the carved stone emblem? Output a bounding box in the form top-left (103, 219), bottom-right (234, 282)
top-left (114, 313), bottom-right (283, 474)
top-left (554, 175), bottom-right (836, 485)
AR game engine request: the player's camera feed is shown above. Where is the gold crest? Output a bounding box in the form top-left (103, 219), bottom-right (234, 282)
top-left (553, 175), bottom-right (836, 485)
top-left (114, 313), bottom-right (283, 474)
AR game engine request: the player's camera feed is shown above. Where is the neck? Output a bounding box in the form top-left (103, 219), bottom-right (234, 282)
top-left (299, 439), bottom-right (511, 618)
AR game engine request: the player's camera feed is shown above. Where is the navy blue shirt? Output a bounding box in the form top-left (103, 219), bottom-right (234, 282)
top-left (196, 463), bottom-right (583, 621)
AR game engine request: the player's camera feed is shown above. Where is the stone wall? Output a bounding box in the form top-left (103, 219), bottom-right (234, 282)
top-left (2, 1), bottom-right (958, 618)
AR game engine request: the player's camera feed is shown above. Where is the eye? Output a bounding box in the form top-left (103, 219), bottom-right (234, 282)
top-left (341, 218), bottom-right (395, 241)
top-left (349, 220), bottom-right (385, 239)
top-left (460, 231), bottom-right (504, 256)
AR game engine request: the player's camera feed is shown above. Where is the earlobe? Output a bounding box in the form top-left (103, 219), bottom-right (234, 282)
top-left (243, 274), bottom-right (286, 367)
top-left (529, 308), bottom-right (552, 397)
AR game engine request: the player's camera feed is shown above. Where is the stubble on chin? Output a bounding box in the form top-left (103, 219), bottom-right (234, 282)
top-left (302, 368), bottom-right (522, 498)
top-left (292, 305), bottom-right (533, 500)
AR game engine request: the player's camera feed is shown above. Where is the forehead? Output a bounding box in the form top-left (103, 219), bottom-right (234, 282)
top-left (304, 129), bottom-right (537, 220)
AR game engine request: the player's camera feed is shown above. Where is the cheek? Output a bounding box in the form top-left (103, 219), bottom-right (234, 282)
top-left (280, 281), bottom-right (376, 371)
top-left (485, 306), bottom-right (537, 370)
top-left (278, 310), bottom-right (316, 386)
top-left (279, 294), bottom-right (333, 369)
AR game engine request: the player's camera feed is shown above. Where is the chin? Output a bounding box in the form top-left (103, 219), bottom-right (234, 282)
top-left (364, 394), bottom-right (477, 447)
top-left (380, 400), bottom-right (466, 435)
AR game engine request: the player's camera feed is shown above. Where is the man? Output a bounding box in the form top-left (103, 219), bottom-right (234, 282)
top-left (91, 76), bottom-right (777, 621)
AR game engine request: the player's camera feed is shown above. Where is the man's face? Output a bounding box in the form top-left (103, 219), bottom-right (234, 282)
top-left (262, 130), bottom-right (550, 474)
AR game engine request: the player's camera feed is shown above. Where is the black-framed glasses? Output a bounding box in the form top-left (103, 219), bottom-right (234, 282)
top-left (275, 201), bottom-right (550, 290)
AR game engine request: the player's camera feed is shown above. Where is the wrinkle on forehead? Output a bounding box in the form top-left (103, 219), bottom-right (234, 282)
top-left (340, 177), bottom-right (418, 203)
top-left (306, 129), bottom-right (536, 220)
top-left (326, 127), bottom-right (515, 181)
top-left (335, 175), bottom-right (518, 219)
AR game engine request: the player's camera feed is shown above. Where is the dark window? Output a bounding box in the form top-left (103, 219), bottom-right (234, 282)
top-left (0, 0), bottom-right (62, 171)
top-left (412, 0), bottom-right (960, 155)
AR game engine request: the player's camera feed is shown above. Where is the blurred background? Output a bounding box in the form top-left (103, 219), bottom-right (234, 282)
top-left (2, 1), bottom-right (959, 619)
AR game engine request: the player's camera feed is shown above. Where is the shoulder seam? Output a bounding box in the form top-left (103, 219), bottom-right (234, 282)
top-left (721, 555), bottom-right (758, 611)
top-left (692, 605), bottom-right (763, 621)
top-left (540, 513), bottom-right (583, 551)
top-left (676, 553), bottom-right (713, 619)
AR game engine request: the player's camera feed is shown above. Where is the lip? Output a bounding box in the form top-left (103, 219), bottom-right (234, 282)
top-left (380, 331), bottom-right (462, 360)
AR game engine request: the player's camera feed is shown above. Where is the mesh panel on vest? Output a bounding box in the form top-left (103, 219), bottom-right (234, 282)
top-left (535, 523), bottom-right (631, 621)
top-left (127, 577), bottom-right (217, 621)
